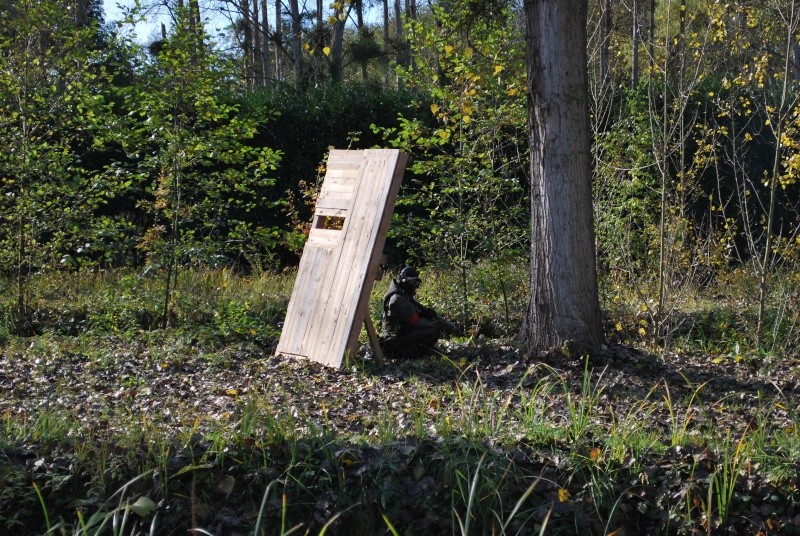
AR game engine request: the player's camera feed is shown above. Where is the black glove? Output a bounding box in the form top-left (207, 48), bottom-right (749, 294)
top-left (436, 317), bottom-right (460, 337)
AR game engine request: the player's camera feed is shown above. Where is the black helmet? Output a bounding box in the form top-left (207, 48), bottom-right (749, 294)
top-left (398, 265), bottom-right (421, 285)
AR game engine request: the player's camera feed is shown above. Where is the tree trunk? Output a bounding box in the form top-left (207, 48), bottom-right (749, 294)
top-left (289, 0), bottom-right (303, 84)
top-left (522, 0), bottom-right (603, 355)
top-left (253, 0), bottom-right (263, 86)
top-left (383, 0), bottom-right (390, 84)
top-left (394, 0), bottom-right (405, 78)
top-left (241, 0), bottom-right (253, 87)
top-left (631, 0), bottom-right (639, 88)
top-left (356, 0), bottom-right (368, 80)
top-left (330, 2), bottom-right (352, 82)
top-left (599, 0), bottom-right (612, 87)
top-left (648, 0), bottom-right (655, 71)
top-left (407, 0), bottom-right (416, 71)
top-left (261, 0), bottom-right (271, 84)
top-left (275, 0), bottom-right (282, 81)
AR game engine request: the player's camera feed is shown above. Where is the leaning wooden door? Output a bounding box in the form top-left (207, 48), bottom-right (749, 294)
top-left (276, 149), bottom-right (408, 367)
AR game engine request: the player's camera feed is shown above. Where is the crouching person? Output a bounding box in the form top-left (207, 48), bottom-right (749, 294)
top-left (380, 266), bottom-right (454, 359)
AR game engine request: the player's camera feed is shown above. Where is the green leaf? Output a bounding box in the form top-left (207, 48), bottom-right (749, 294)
top-left (129, 496), bottom-right (157, 517)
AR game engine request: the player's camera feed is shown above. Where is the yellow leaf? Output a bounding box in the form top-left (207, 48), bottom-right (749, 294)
top-left (226, 388), bottom-right (238, 396)
top-left (638, 327), bottom-right (646, 336)
top-left (444, 45), bottom-right (454, 54)
top-left (328, 16), bottom-right (337, 24)
top-left (462, 115), bottom-right (471, 123)
top-left (493, 65), bottom-right (504, 75)
top-left (323, 46), bottom-right (331, 56)
top-left (430, 103), bottom-right (440, 115)
top-left (712, 357), bottom-right (724, 364)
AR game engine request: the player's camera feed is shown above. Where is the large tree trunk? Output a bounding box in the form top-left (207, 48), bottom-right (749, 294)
top-left (523, 0), bottom-right (603, 355)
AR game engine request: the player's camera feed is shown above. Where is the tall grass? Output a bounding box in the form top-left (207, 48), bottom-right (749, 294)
top-left (3, 266), bottom-right (800, 534)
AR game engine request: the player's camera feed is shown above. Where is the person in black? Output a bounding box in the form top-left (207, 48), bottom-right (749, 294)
top-left (380, 266), bottom-right (443, 359)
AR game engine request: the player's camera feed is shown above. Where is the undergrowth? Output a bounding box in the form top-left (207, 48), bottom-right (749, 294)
top-left (0, 265), bottom-right (799, 534)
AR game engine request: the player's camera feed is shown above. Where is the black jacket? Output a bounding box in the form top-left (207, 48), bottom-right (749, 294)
top-left (381, 280), bottom-right (435, 336)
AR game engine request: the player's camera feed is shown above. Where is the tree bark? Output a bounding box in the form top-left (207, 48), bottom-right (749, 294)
top-left (356, 0), bottom-right (368, 80)
top-left (523, 0), bottom-right (603, 355)
top-left (260, 0), bottom-right (271, 84)
top-left (241, 0), bottom-right (253, 87)
top-left (631, 0), bottom-right (639, 88)
top-left (274, 0), bottom-right (282, 81)
top-left (394, 0), bottom-right (405, 79)
top-left (599, 0), bottom-right (612, 87)
top-left (289, 0), bottom-right (303, 84)
top-left (383, 0), bottom-right (390, 84)
top-left (329, 2), bottom-right (354, 82)
top-left (252, 0), bottom-right (263, 86)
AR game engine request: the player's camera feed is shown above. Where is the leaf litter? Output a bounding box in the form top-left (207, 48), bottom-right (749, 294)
top-left (1, 332), bottom-right (800, 534)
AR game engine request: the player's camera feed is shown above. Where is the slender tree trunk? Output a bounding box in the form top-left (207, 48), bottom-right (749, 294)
top-left (523, 0), bottom-right (603, 355)
top-left (275, 0), bottom-right (282, 81)
top-left (600, 0), bottom-right (612, 87)
top-left (655, 0), bottom-right (674, 351)
top-left (261, 0), bottom-right (271, 84)
top-left (394, 0), bottom-right (405, 87)
top-left (757, 0), bottom-right (798, 344)
top-left (290, 0), bottom-right (303, 84)
top-left (383, 0), bottom-right (390, 85)
top-left (356, 0), bottom-right (368, 80)
top-left (631, 0), bottom-right (639, 87)
top-left (241, 0), bottom-right (253, 87)
top-left (330, 3), bottom-right (352, 82)
top-left (407, 0), bottom-right (416, 72)
top-left (648, 0), bottom-right (655, 71)
top-left (253, 0), bottom-right (263, 86)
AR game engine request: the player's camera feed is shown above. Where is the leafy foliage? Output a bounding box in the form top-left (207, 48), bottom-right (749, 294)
top-left (112, 8), bottom-right (282, 325)
top-left (0, 0), bottom-right (119, 323)
top-left (374, 0), bottom-right (528, 330)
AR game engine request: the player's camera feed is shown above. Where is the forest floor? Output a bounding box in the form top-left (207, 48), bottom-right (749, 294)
top-left (2, 331), bottom-right (800, 534)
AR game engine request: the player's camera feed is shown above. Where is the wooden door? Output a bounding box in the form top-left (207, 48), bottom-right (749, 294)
top-left (276, 149), bottom-right (408, 367)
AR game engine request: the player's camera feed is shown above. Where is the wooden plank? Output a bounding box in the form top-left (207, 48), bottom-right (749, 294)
top-left (276, 149), bottom-right (407, 367)
top-left (317, 150), bottom-right (407, 362)
top-left (340, 151), bottom-right (407, 356)
top-left (364, 316), bottom-right (385, 366)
